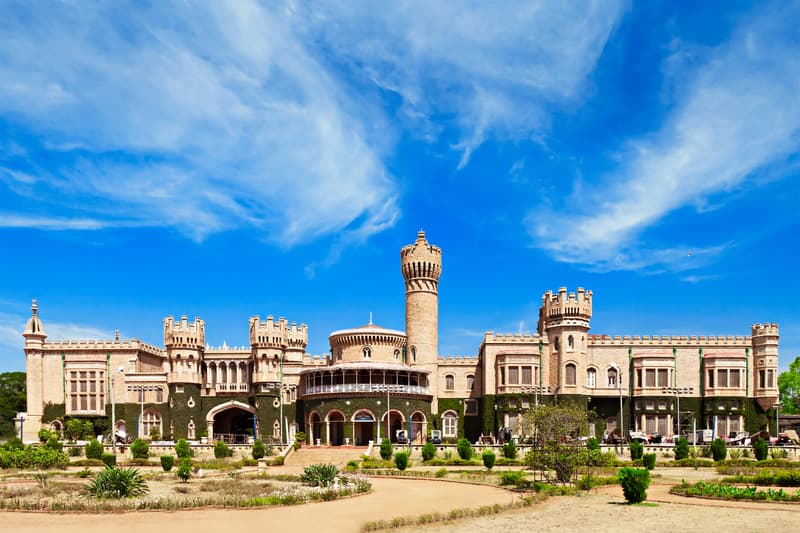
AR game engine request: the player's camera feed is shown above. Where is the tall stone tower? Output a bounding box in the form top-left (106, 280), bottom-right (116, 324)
top-left (22, 300), bottom-right (47, 441)
top-left (164, 315), bottom-right (205, 385)
top-left (401, 230), bottom-right (442, 410)
top-left (751, 323), bottom-right (779, 410)
top-left (539, 287), bottom-right (592, 394)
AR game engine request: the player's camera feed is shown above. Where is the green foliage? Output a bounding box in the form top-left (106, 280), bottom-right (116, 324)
top-left (482, 449), bottom-right (496, 470)
top-left (301, 463), bottom-right (339, 486)
top-left (160, 455), bottom-right (174, 471)
top-left (722, 470), bottom-right (800, 486)
top-left (69, 445), bottom-right (83, 457)
top-left (0, 443), bottom-right (69, 469)
top-left (252, 439), bottom-right (266, 460)
top-left (85, 465), bottom-right (148, 498)
top-left (176, 459), bottom-right (192, 482)
top-left (771, 448), bottom-right (789, 460)
top-left (394, 451), bottom-right (409, 471)
top-left (295, 431), bottom-right (306, 444)
top-left (77, 467), bottom-right (92, 478)
top-left (175, 438), bottom-right (192, 459)
top-left (586, 437), bottom-right (600, 452)
top-left (617, 467), bottom-right (650, 503)
top-left (674, 437), bottom-right (689, 460)
top-left (0, 372), bottom-right (26, 438)
top-left (711, 438), bottom-right (727, 462)
top-left (45, 436), bottom-right (62, 451)
top-left (642, 453), bottom-right (656, 470)
top-left (101, 453), bottom-right (116, 467)
top-left (38, 428), bottom-right (57, 442)
top-left (2, 437), bottom-right (24, 450)
top-left (499, 470), bottom-right (525, 486)
top-left (84, 439), bottom-right (103, 459)
top-left (630, 441), bottom-right (644, 460)
top-left (214, 440), bottom-right (232, 459)
top-left (379, 438), bottom-right (392, 460)
top-left (421, 441), bottom-right (436, 461)
top-left (456, 438), bottom-right (473, 460)
top-left (752, 438), bottom-right (769, 461)
top-left (149, 426), bottom-right (161, 441)
top-left (502, 440), bottom-right (517, 459)
top-left (778, 356), bottom-right (800, 414)
top-left (679, 481), bottom-right (800, 502)
top-left (131, 438), bottom-right (149, 459)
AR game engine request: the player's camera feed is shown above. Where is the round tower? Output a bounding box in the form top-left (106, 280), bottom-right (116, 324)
top-left (22, 299), bottom-right (47, 441)
top-left (401, 230), bottom-right (442, 410)
top-left (539, 287), bottom-right (592, 394)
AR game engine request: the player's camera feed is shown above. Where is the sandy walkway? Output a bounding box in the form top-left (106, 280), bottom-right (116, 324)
top-left (1, 477), bottom-right (514, 533)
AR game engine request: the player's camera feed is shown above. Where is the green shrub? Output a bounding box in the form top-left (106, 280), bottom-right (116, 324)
top-left (728, 448), bottom-right (742, 460)
top-left (642, 453), bottom-right (656, 470)
top-left (422, 441), bottom-right (436, 461)
top-left (295, 432), bottom-right (306, 444)
top-left (771, 448), bottom-right (789, 460)
top-left (149, 426), bottom-right (160, 441)
top-left (77, 467), bottom-right (92, 478)
top-left (69, 445), bottom-right (83, 457)
top-left (84, 439), bottom-right (103, 460)
top-left (345, 459), bottom-right (359, 471)
top-left (85, 465), bottom-right (148, 498)
top-left (214, 440), bottom-right (232, 459)
top-left (394, 451), bottom-right (409, 471)
top-left (301, 463), bottom-right (339, 487)
top-left (45, 437), bottom-right (63, 451)
top-left (38, 428), bottom-right (57, 442)
top-left (456, 438), bottom-right (473, 460)
top-left (160, 455), bottom-right (175, 472)
top-left (0, 444), bottom-right (69, 469)
top-left (482, 450), bottom-right (496, 470)
top-left (618, 467), bottom-right (650, 503)
top-left (630, 441), bottom-right (643, 460)
top-left (674, 437), bottom-right (689, 460)
top-left (175, 439), bottom-right (192, 459)
top-left (711, 438), bottom-right (727, 462)
top-left (500, 470), bottom-right (525, 486)
top-left (131, 438), bottom-right (149, 460)
top-left (101, 453), bottom-right (116, 467)
top-left (2, 437), bottom-right (24, 451)
top-left (502, 441), bottom-right (517, 459)
top-left (252, 439), bottom-right (266, 460)
top-left (752, 438), bottom-right (769, 461)
top-left (176, 459), bottom-right (192, 482)
top-left (379, 438), bottom-right (392, 461)
top-left (587, 437), bottom-right (600, 452)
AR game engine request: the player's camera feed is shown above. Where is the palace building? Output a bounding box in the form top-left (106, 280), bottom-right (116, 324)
top-left (21, 231), bottom-right (780, 444)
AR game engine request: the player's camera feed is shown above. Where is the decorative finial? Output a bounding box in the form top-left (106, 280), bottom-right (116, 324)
top-left (114, 329), bottom-right (120, 342)
top-left (31, 299), bottom-right (38, 315)
top-left (417, 229), bottom-right (426, 241)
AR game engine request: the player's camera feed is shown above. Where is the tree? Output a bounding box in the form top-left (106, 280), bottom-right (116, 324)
top-left (778, 356), bottom-right (800, 414)
top-left (0, 372), bottom-right (26, 438)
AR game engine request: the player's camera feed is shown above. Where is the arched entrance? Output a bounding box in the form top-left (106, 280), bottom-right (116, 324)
top-left (352, 410), bottom-right (375, 446)
top-left (381, 410), bottom-right (405, 443)
top-left (326, 411), bottom-right (345, 446)
top-left (308, 411), bottom-right (322, 445)
top-left (410, 411), bottom-right (427, 444)
top-left (206, 401), bottom-right (257, 444)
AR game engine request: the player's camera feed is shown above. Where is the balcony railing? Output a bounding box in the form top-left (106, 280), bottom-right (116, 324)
top-left (210, 383), bottom-right (249, 392)
top-left (304, 383), bottom-right (429, 396)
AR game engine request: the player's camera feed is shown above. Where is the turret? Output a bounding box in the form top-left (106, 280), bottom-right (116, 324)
top-left (164, 315), bottom-right (205, 384)
top-left (751, 323), bottom-right (779, 409)
top-left (22, 299), bottom-right (46, 441)
top-left (23, 299), bottom-right (47, 349)
top-left (538, 288), bottom-right (593, 393)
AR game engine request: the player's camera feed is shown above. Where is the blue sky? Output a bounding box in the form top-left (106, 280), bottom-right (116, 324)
top-left (1, 1), bottom-right (799, 372)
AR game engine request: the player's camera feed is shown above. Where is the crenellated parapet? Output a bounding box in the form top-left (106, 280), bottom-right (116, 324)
top-left (44, 338), bottom-right (165, 357)
top-left (540, 287), bottom-right (592, 327)
top-left (438, 355), bottom-right (480, 365)
top-left (249, 315), bottom-right (308, 350)
top-left (752, 323), bottom-right (779, 337)
top-left (401, 230), bottom-right (442, 294)
top-left (483, 332), bottom-right (542, 343)
top-left (589, 335), bottom-right (751, 346)
top-left (302, 354), bottom-right (331, 367)
top-left (163, 315), bottom-right (205, 348)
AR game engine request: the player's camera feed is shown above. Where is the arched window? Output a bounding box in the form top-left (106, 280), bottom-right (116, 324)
top-left (442, 411), bottom-right (458, 438)
top-left (553, 337), bottom-right (560, 351)
top-left (607, 368), bottom-right (618, 387)
top-left (568, 335), bottom-right (574, 350)
top-left (273, 420), bottom-right (281, 439)
top-left (445, 375), bottom-right (455, 390)
top-left (142, 409), bottom-right (162, 439)
top-left (363, 347), bottom-right (372, 359)
top-left (337, 350), bottom-right (343, 361)
top-left (587, 368), bottom-right (596, 388)
top-left (393, 349), bottom-right (400, 360)
top-left (411, 347), bottom-right (416, 362)
top-left (466, 374), bottom-right (474, 391)
top-left (156, 388), bottom-right (164, 403)
top-left (565, 363), bottom-right (576, 386)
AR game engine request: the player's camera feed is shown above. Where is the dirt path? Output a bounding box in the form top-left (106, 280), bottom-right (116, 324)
top-left (1, 477), bottom-right (514, 533)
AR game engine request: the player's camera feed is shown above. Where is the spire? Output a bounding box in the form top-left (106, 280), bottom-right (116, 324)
top-left (416, 229), bottom-right (427, 243)
top-left (23, 298), bottom-right (46, 340)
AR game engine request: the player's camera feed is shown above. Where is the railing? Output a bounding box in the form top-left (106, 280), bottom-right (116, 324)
top-left (209, 383), bottom-right (249, 392)
top-left (496, 385), bottom-right (551, 394)
top-left (305, 383), bottom-right (429, 395)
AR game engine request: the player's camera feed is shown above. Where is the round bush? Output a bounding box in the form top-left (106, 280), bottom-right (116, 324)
top-left (482, 450), bottom-right (496, 470)
top-left (711, 438), bottom-right (727, 462)
top-left (618, 467), bottom-right (650, 503)
top-left (214, 440), bottom-right (232, 459)
top-left (176, 459), bottom-right (192, 482)
top-left (130, 438), bottom-right (149, 460)
top-left (252, 439), bottom-right (266, 460)
top-left (752, 438), bottom-right (768, 461)
top-left (84, 439), bottom-right (103, 460)
top-left (630, 440), bottom-right (644, 460)
top-left (422, 441), bottom-right (436, 461)
top-left (394, 451), bottom-right (409, 470)
top-left (379, 438), bottom-right (393, 461)
top-left (301, 463), bottom-right (339, 487)
top-left (456, 438), bottom-right (473, 460)
top-left (160, 455), bottom-right (175, 471)
top-left (174, 438), bottom-right (192, 459)
top-left (674, 437), bottom-right (689, 460)
top-left (502, 441), bottom-right (517, 459)
top-left (643, 452), bottom-right (656, 470)
top-left (101, 453), bottom-right (117, 467)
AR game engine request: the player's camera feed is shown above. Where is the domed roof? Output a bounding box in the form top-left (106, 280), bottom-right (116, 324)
top-left (329, 323), bottom-right (405, 338)
top-left (23, 299), bottom-right (46, 337)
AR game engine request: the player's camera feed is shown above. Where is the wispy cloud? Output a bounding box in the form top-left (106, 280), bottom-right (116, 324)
top-left (527, 4), bottom-right (800, 271)
top-left (0, 1), bottom-right (398, 246)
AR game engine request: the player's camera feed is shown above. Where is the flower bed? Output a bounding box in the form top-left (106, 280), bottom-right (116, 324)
top-left (671, 481), bottom-right (800, 502)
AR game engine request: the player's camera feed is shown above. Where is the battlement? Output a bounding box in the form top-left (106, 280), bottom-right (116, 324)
top-left (589, 334), bottom-right (751, 346)
top-left (438, 355), bottom-right (480, 365)
top-left (163, 315), bottom-right (205, 347)
top-left (302, 353), bottom-right (331, 366)
top-left (751, 323), bottom-right (779, 337)
top-left (44, 338), bottom-right (165, 356)
top-left (400, 230), bottom-right (442, 287)
top-left (541, 287), bottom-right (592, 320)
top-left (483, 332), bottom-right (541, 344)
top-left (249, 315), bottom-right (308, 349)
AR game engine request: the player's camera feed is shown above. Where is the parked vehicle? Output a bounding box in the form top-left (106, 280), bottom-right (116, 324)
top-left (429, 430), bottom-right (442, 444)
top-left (628, 431), bottom-right (649, 444)
top-left (395, 429), bottom-right (408, 444)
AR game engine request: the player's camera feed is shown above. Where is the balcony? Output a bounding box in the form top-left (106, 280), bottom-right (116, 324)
top-left (304, 383), bottom-right (429, 396)
top-left (204, 383), bottom-right (249, 394)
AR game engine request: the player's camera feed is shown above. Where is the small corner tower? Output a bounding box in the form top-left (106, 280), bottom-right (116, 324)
top-left (22, 299), bottom-right (46, 441)
top-left (164, 315), bottom-right (205, 384)
top-left (539, 287), bottom-right (593, 393)
top-left (751, 323), bottom-right (779, 410)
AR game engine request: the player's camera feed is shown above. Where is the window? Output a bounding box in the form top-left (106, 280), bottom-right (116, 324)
top-left (156, 388), bottom-right (164, 403)
top-left (554, 337), bottom-right (560, 351)
top-left (141, 409), bottom-right (162, 439)
top-left (645, 368), bottom-right (656, 387)
top-left (500, 367), bottom-right (505, 385)
top-left (175, 385), bottom-right (184, 394)
top-left (67, 369), bottom-right (105, 414)
top-left (445, 375), bottom-right (455, 390)
top-left (717, 369), bottom-right (728, 388)
top-left (636, 369), bottom-right (642, 387)
top-left (657, 369), bottom-right (669, 387)
top-left (466, 374), bottom-right (474, 391)
top-left (411, 347), bottom-right (416, 362)
top-left (768, 369), bottom-right (775, 388)
top-left (273, 420), bottom-right (280, 439)
top-left (337, 350), bottom-right (343, 361)
top-left (658, 401), bottom-right (667, 410)
top-left (730, 370), bottom-right (741, 388)
top-left (587, 368), bottom-right (597, 388)
top-left (708, 370), bottom-right (715, 389)
top-left (393, 349), bottom-right (400, 360)
top-left (759, 369), bottom-right (765, 388)
top-left (442, 411), bottom-right (457, 438)
top-left (508, 367), bottom-right (519, 384)
top-left (464, 400), bottom-right (478, 416)
top-left (608, 368), bottom-right (618, 387)
top-left (363, 347), bottom-right (372, 359)
top-left (565, 363), bottom-right (576, 386)
top-left (521, 366), bottom-right (532, 385)
top-left (568, 335), bottom-right (574, 350)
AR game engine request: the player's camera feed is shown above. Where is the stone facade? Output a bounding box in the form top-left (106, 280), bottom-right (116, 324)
top-left (20, 231), bottom-right (780, 444)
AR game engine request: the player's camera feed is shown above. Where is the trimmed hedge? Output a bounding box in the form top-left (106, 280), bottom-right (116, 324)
top-left (618, 467), bottom-right (650, 503)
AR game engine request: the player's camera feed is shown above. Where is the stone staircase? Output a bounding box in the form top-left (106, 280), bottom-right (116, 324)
top-left (284, 446), bottom-right (371, 467)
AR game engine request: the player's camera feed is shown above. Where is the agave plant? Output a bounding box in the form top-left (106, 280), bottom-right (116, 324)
top-left (85, 465), bottom-right (149, 498)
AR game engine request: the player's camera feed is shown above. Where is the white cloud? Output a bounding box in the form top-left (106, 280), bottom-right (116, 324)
top-left (527, 5), bottom-right (800, 271)
top-left (0, 1), bottom-right (398, 246)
